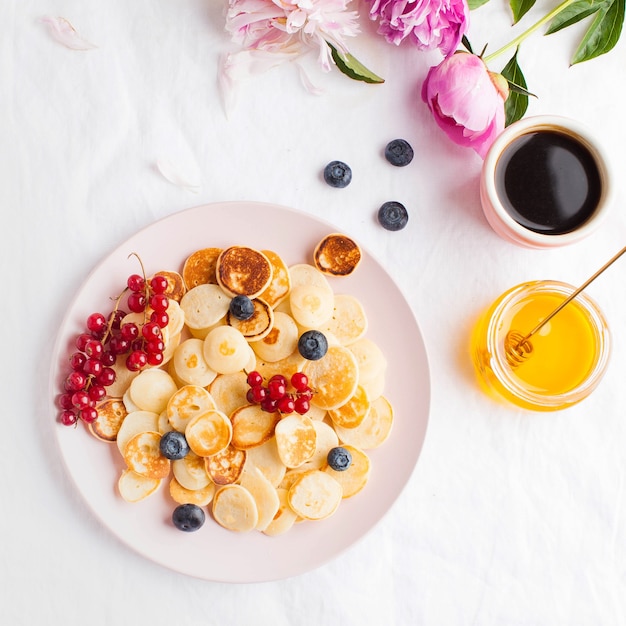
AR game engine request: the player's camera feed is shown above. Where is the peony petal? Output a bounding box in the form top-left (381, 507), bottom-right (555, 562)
top-left (156, 160), bottom-right (201, 193)
top-left (39, 16), bottom-right (97, 51)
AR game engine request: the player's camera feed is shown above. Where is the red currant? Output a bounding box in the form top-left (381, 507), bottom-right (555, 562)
top-left (96, 367), bottom-right (116, 387)
top-left (120, 322), bottom-right (139, 341)
top-left (75, 333), bottom-right (92, 352)
top-left (60, 410), bottom-right (78, 426)
top-left (269, 374), bottom-right (287, 386)
top-left (150, 274), bottom-right (168, 294)
top-left (291, 372), bottom-right (309, 392)
top-left (83, 358), bottom-right (103, 377)
top-left (109, 309), bottom-right (126, 330)
top-left (65, 371), bottom-right (87, 392)
top-left (88, 385), bottom-right (106, 403)
top-left (127, 292), bottom-right (147, 313)
top-left (58, 393), bottom-right (74, 410)
top-left (126, 350), bottom-right (148, 371)
top-left (109, 336), bottom-right (130, 356)
top-left (71, 391), bottom-right (92, 409)
top-left (261, 397), bottom-right (279, 413)
top-left (278, 395), bottom-right (295, 414)
top-left (141, 321), bottom-right (161, 341)
top-left (150, 293), bottom-right (169, 313)
top-left (84, 339), bottom-right (103, 359)
top-left (79, 407), bottom-right (98, 423)
top-left (247, 371), bottom-right (263, 387)
top-left (150, 310), bottom-right (169, 328)
top-left (146, 352), bottom-right (164, 367)
top-left (127, 274), bottom-right (145, 292)
top-left (248, 385), bottom-right (267, 403)
top-left (100, 350), bottom-right (116, 366)
top-left (69, 352), bottom-right (87, 370)
top-left (268, 379), bottom-right (287, 400)
top-left (294, 396), bottom-right (310, 415)
top-left (86, 312), bottom-right (107, 335)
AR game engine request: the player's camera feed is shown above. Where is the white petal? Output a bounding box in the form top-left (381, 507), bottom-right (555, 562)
top-left (156, 160), bottom-right (201, 193)
top-left (39, 16), bottom-right (97, 51)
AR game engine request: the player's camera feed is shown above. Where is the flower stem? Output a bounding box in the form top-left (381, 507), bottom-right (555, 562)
top-left (483, 0), bottom-right (576, 64)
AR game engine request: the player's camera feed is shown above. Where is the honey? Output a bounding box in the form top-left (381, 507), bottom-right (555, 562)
top-left (472, 281), bottom-right (610, 411)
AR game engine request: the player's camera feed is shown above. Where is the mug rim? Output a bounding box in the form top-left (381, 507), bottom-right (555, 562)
top-left (481, 115), bottom-right (613, 248)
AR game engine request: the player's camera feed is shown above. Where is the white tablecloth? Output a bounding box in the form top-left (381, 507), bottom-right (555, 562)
top-left (4, 1), bottom-right (626, 624)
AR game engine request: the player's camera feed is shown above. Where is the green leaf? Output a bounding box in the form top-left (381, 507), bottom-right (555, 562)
top-left (467, 0), bottom-right (491, 9)
top-left (329, 44), bottom-right (384, 84)
top-left (501, 49), bottom-right (530, 126)
top-left (546, 0), bottom-right (608, 34)
top-left (571, 0), bottom-right (625, 63)
top-left (510, 0), bottom-right (537, 23)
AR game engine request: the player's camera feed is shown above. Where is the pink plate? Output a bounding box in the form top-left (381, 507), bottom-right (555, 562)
top-left (50, 201), bottom-right (430, 582)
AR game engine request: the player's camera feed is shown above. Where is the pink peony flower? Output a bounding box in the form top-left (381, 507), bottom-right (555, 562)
top-left (421, 52), bottom-right (508, 158)
top-left (225, 0), bottom-right (361, 72)
top-left (366, 0), bottom-right (469, 57)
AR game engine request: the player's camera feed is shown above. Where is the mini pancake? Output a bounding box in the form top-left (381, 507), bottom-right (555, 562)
top-left (244, 438), bottom-right (287, 487)
top-left (172, 338), bottom-right (218, 387)
top-left (180, 284), bottom-right (230, 330)
top-left (333, 395), bottom-right (394, 449)
top-left (123, 388), bottom-right (140, 413)
top-left (123, 431), bottom-right (171, 479)
top-left (287, 470), bottom-right (342, 521)
top-left (153, 269), bottom-right (187, 302)
top-left (116, 410), bottom-right (159, 454)
top-left (314, 233), bottom-right (362, 276)
top-left (202, 325), bottom-right (250, 375)
top-left (172, 450), bottom-right (212, 490)
top-left (254, 352), bottom-right (306, 383)
top-left (185, 409), bottom-right (232, 457)
top-left (289, 284), bottom-right (334, 328)
top-left (118, 469), bottom-right (162, 503)
top-left (167, 384), bottom-right (216, 432)
top-left (106, 361), bottom-right (140, 398)
top-left (240, 465), bottom-right (281, 531)
top-left (169, 476), bottom-right (216, 507)
top-left (231, 404), bottom-right (280, 449)
top-left (182, 247), bottom-right (221, 289)
top-left (302, 345), bottom-right (359, 411)
top-left (275, 414), bottom-right (317, 469)
top-left (263, 488), bottom-right (299, 536)
top-left (328, 385), bottom-right (370, 429)
top-left (347, 337), bottom-right (388, 384)
top-left (205, 445), bottom-right (247, 485)
top-left (227, 297), bottom-right (274, 341)
top-left (128, 368), bottom-right (178, 414)
top-left (259, 249), bottom-right (291, 307)
top-left (212, 484), bottom-right (259, 532)
top-left (321, 294), bottom-right (368, 346)
top-left (164, 299), bottom-right (185, 338)
top-left (250, 311), bottom-right (299, 363)
top-left (216, 246), bottom-right (273, 298)
top-left (324, 444), bottom-right (370, 498)
top-left (209, 371), bottom-right (249, 418)
top-left (288, 263), bottom-right (333, 293)
top-left (299, 420), bottom-right (339, 471)
top-left (89, 398), bottom-right (127, 442)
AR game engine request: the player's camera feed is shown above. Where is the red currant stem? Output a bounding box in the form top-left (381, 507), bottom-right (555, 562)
top-left (128, 252), bottom-right (152, 330)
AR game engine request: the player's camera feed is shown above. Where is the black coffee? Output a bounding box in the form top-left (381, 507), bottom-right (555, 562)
top-left (495, 130), bottom-right (602, 235)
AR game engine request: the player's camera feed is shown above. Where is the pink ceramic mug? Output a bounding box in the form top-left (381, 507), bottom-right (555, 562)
top-left (480, 115), bottom-right (613, 248)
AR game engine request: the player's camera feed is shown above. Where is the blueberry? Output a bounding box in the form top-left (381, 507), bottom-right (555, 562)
top-left (378, 201), bottom-right (408, 231)
top-left (230, 295), bottom-right (255, 321)
top-left (327, 446), bottom-right (352, 471)
top-left (159, 431), bottom-right (190, 460)
top-left (384, 139), bottom-right (414, 167)
top-left (323, 161), bottom-right (352, 188)
top-left (172, 503), bottom-right (205, 532)
top-left (298, 330), bottom-right (328, 361)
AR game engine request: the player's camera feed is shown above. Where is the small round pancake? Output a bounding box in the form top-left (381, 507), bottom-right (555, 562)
top-left (333, 395), bottom-right (394, 449)
top-left (227, 297), bottom-right (274, 341)
top-left (169, 476), bottom-right (216, 506)
top-left (231, 404), bottom-right (280, 449)
top-left (205, 445), bottom-right (247, 485)
top-left (321, 294), bottom-right (368, 345)
top-left (203, 325), bottom-right (250, 375)
top-left (244, 438), bottom-right (287, 487)
top-left (157, 409), bottom-right (172, 434)
top-left (240, 465), bottom-right (281, 531)
top-left (288, 263), bottom-right (333, 293)
top-left (167, 385), bottom-right (217, 432)
top-left (287, 470), bottom-right (342, 521)
top-left (279, 468), bottom-right (311, 491)
top-left (172, 450), bottom-right (211, 490)
top-left (164, 299), bottom-right (185, 338)
top-left (259, 249), bottom-right (291, 307)
top-left (328, 385), bottom-right (370, 429)
top-left (216, 246), bottom-right (273, 298)
top-left (182, 247), bottom-right (221, 289)
top-left (123, 431), bottom-right (171, 479)
top-left (123, 388), bottom-right (140, 413)
top-left (289, 284), bottom-right (334, 328)
top-left (118, 469), bottom-right (162, 503)
top-left (324, 445), bottom-right (370, 498)
top-left (209, 371), bottom-right (249, 417)
top-left (361, 368), bottom-right (386, 402)
top-left (348, 337), bottom-right (388, 384)
top-left (153, 269), bottom-right (187, 302)
top-left (250, 311), bottom-right (299, 363)
top-left (300, 420), bottom-right (339, 471)
top-left (89, 398), bottom-right (127, 442)
top-left (185, 409), bottom-right (232, 457)
top-left (128, 368), bottom-right (178, 414)
top-left (180, 284), bottom-right (230, 330)
top-left (263, 488), bottom-right (299, 536)
top-left (212, 484), bottom-right (259, 532)
top-left (116, 410), bottom-right (160, 454)
top-left (106, 360), bottom-right (140, 398)
top-left (314, 233), bottom-right (362, 276)
top-left (302, 345), bottom-right (359, 411)
top-left (172, 338), bottom-right (218, 387)
top-left (275, 414), bottom-right (317, 468)
top-left (254, 352), bottom-right (306, 384)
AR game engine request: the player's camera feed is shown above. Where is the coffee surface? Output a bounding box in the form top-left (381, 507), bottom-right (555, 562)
top-left (495, 130), bottom-right (602, 235)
